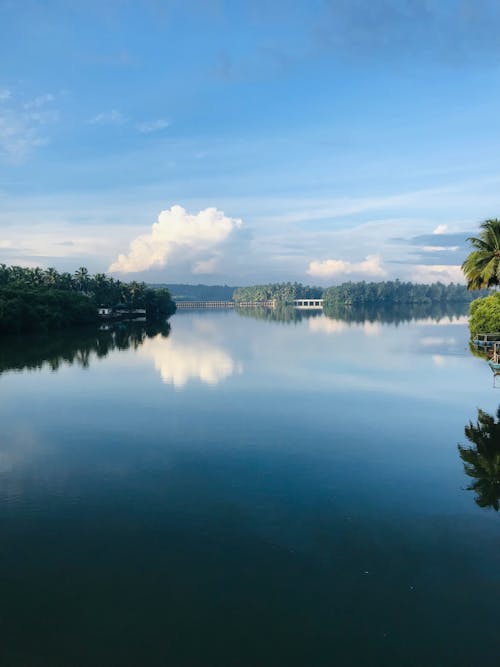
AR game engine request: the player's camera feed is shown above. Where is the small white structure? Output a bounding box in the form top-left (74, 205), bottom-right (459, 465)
top-left (293, 299), bottom-right (324, 310)
top-left (98, 307), bottom-right (113, 316)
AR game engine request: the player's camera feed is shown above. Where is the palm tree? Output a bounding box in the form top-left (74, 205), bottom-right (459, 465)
top-left (458, 405), bottom-right (500, 511)
top-left (462, 218), bottom-right (500, 289)
top-left (74, 267), bottom-right (90, 293)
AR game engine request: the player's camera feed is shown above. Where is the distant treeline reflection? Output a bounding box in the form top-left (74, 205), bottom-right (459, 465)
top-left (459, 406), bottom-right (500, 513)
top-left (236, 302), bottom-right (468, 325)
top-left (0, 321), bottom-right (170, 374)
top-left (323, 301), bottom-right (469, 325)
top-left (236, 304), bottom-right (321, 325)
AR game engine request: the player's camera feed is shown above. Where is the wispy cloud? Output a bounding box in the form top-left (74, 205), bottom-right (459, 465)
top-left (87, 109), bottom-right (127, 125)
top-left (136, 118), bottom-right (170, 133)
top-left (23, 94), bottom-right (55, 110)
top-left (0, 89), bottom-right (58, 162)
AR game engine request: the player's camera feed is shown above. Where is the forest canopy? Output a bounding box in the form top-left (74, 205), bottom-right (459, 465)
top-left (233, 280), bottom-right (484, 305)
top-left (0, 265), bottom-right (175, 334)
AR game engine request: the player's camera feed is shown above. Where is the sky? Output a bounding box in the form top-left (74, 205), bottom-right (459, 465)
top-left (2, 0), bottom-right (500, 285)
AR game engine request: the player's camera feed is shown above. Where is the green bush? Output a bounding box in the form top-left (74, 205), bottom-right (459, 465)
top-left (469, 293), bottom-right (500, 337)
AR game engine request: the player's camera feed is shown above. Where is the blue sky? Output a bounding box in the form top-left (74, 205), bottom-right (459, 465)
top-left (2, 0), bottom-right (500, 284)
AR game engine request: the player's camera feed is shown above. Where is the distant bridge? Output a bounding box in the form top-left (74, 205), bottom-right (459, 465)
top-left (175, 299), bottom-right (324, 310)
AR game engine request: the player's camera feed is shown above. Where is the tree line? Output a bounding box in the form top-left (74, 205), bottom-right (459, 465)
top-left (232, 280), bottom-right (484, 306)
top-left (322, 280), bottom-right (485, 306)
top-left (0, 265), bottom-right (175, 334)
top-left (233, 282), bottom-right (323, 303)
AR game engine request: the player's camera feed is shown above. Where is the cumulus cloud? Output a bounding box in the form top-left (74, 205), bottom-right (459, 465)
top-left (433, 224), bottom-right (448, 234)
top-left (307, 254), bottom-right (386, 279)
top-left (109, 204), bottom-right (243, 274)
top-left (137, 118), bottom-right (169, 133)
top-left (411, 264), bottom-right (465, 284)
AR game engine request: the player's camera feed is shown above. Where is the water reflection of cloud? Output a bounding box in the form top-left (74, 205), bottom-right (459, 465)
top-left (417, 316), bottom-right (468, 326)
top-left (420, 336), bottom-right (456, 347)
top-left (139, 334), bottom-right (242, 388)
top-left (308, 317), bottom-right (348, 334)
top-left (432, 354), bottom-right (447, 367)
top-left (308, 317), bottom-right (381, 336)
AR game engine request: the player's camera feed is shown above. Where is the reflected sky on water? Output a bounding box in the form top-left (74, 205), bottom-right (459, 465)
top-left (1, 307), bottom-right (499, 666)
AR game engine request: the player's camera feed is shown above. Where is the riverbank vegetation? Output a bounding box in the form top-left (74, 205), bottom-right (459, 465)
top-left (468, 293), bottom-right (500, 337)
top-left (233, 280), bottom-right (481, 306)
top-left (233, 282), bottom-right (322, 303)
top-left (461, 219), bottom-right (500, 335)
top-left (323, 281), bottom-right (483, 306)
top-left (0, 265), bottom-right (175, 334)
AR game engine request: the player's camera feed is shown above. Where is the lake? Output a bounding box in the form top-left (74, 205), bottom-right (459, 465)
top-left (1, 306), bottom-right (499, 666)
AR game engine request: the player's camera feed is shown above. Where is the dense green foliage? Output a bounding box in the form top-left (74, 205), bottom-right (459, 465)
top-left (155, 283), bottom-right (237, 301)
top-left (0, 265), bottom-right (175, 333)
top-left (323, 280), bottom-right (481, 306)
top-left (233, 282), bottom-right (322, 303)
top-left (0, 287), bottom-right (98, 333)
top-left (468, 293), bottom-right (500, 337)
top-left (458, 405), bottom-right (500, 512)
top-left (462, 218), bottom-right (500, 290)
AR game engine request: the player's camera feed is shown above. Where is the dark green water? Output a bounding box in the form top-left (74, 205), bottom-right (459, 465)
top-left (1, 306), bottom-right (499, 666)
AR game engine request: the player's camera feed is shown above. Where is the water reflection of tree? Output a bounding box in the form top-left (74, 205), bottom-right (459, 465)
top-left (236, 304), bottom-right (321, 325)
top-left (323, 301), bottom-right (469, 326)
top-left (0, 321), bottom-right (171, 374)
top-left (458, 406), bottom-right (500, 512)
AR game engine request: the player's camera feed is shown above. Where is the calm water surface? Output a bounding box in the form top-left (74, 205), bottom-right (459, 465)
top-left (1, 307), bottom-right (499, 666)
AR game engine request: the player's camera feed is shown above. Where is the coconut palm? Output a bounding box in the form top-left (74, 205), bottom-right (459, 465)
top-left (458, 405), bottom-right (500, 511)
top-left (462, 218), bottom-right (500, 289)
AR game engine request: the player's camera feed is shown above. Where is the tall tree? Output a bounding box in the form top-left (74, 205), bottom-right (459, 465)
top-left (462, 218), bottom-right (500, 290)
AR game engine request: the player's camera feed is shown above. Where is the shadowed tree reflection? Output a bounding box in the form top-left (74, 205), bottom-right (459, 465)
top-left (236, 304), bottom-right (321, 325)
top-left (324, 301), bottom-right (469, 326)
top-left (0, 321), bottom-right (171, 374)
top-left (458, 406), bottom-right (500, 512)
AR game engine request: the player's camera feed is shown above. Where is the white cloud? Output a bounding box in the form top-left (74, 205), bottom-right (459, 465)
top-left (23, 93), bottom-right (55, 109)
top-left (88, 110), bottom-right (126, 125)
top-left (109, 204), bottom-right (243, 274)
top-left (411, 264), bottom-right (465, 284)
top-left (192, 256), bottom-right (220, 274)
top-left (0, 90), bottom-right (58, 162)
top-left (307, 254), bottom-right (386, 279)
top-left (137, 119), bottom-right (169, 133)
top-left (433, 224), bottom-right (448, 234)
top-left (421, 245), bottom-right (459, 252)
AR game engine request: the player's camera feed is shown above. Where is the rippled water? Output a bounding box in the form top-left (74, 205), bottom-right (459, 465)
top-left (1, 307), bottom-right (499, 666)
